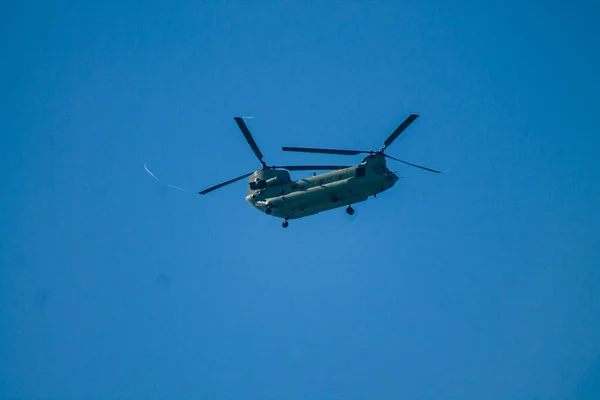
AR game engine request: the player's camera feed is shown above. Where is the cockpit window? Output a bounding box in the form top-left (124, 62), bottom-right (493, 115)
top-left (356, 167), bottom-right (366, 177)
top-left (249, 180), bottom-right (267, 190)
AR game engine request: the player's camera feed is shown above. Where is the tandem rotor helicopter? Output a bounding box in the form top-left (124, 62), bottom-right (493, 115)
top-left (197, 114), bottom-right (442, 228)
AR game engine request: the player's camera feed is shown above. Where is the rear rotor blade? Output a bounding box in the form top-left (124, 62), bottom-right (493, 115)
top-left (199, 172), bottom-right (254, 195)
top-left (275, 165), bottom-right (351, 171)
top-left (384, 154), bottom-right (441, 173)
top-left (234, 117), bottom-right (264, 164)
top-left (382, 114), bottom-right (419, 150)
top-left (282, 146), bottom-right (368, 156)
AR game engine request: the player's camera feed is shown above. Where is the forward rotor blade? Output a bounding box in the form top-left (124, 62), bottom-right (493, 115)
top-left (281, 146), bottom-right (368, 156)
top-left (234, 117), bottom-right (264, 164)
top-left (384, 154), bottom-right (441, 173)
top-left (275, 165), bottom-right (351, 171)
top-left (382, 114), bottom-right (419, 150)
top-left (199, 172), bottom-right (254, 195)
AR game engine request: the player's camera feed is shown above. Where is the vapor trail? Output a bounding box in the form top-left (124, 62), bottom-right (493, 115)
top-left (144, 162), bottom-right (188, 192)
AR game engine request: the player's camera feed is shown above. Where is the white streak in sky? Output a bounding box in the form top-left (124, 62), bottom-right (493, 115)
top-left (144, 162), bottom-right (159, 180)
top-left (144, 162), bottom-right (188, 192)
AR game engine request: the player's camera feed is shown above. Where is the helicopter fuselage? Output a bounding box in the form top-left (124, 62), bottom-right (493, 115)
top-left (197, 114), bottom-right (439, 227)
top-left (245, 153), bottom-right (398, 220)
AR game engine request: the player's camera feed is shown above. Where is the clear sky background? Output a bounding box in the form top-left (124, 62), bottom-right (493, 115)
top-left (1, 1), bottom-right (599, 399)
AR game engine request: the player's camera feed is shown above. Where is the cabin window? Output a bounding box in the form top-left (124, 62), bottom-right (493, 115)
top-left (356, 167), bottom-right (366, 177)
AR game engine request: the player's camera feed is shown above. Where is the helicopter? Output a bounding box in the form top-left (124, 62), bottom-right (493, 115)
top-left (199, 114), bottom-right (441, 228)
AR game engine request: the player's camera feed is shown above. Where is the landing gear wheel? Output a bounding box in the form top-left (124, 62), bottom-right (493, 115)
top-left (282, 220), bottom-right (289, 228)
top-left (346, 205), bottom-right (354, 215)
top-left (265, 207), bottom-right (272, 215)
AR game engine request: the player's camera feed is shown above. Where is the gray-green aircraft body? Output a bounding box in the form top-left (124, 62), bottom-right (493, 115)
top-left (199, 115), bottom-right (440, 228)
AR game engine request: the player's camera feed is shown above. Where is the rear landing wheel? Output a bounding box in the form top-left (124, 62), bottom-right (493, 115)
top-left (282, 220), bottom-right (289, 228)
top-left (346, 205), bottom-right (354, 215)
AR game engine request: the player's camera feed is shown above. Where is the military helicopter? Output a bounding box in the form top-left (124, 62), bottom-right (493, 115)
top-left (199, 114), bottom-right (441, 227)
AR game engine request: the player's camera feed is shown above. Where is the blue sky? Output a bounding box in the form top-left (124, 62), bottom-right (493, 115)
top-left (1, 1), bottom-right (599, 399)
